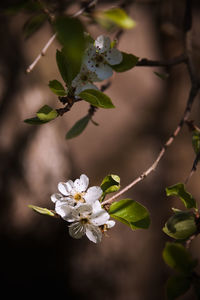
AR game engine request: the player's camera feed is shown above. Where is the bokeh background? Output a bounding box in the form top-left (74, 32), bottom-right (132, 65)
top-left (1, 0), bottom-right (200, 299)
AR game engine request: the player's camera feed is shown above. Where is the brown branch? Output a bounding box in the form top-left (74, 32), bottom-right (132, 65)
top-left (102, 83), bottom-right (199, 206)
top-left (136, 54), bottom-right (188, 67)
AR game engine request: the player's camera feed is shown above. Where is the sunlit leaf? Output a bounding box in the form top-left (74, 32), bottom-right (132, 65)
top-left (79, 89), bottom-right (115, 108)
top-left (163, 211), bottom-right (197, 240)
top-left (95, 8), bottom-right (136, 29)
top-left (66, 115), bottom-right (90, 139)
top-left (101, 174), bottom-right (120, 197)
top-left (28, 205), bottom-right (55, 217)
top-left (49, 80), bottom-right (67, 96)
top-left (162, 242), bottom-right (197, 274)
top-left (36, 105), bottom-right (58, 122)
top-left (166, 183), bottom-right (197, 209)
top-left (109, 199), bottom-right (150, 230)
top-left (192, 130), bottom-right (200, 155)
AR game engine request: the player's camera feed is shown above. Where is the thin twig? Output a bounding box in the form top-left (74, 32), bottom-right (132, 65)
top-left (136, 54), bottom-right (188, 67)
top-left (26, 0), bottom-right (98, 73)
top-left (102, 83), bottom-right (199, 206)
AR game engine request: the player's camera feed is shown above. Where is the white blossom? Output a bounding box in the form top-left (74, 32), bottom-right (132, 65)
top-left (84, 35), bottom-right (123, 80)
top-left (51, 174), bottom-right (103, 218)
top-left (71, 64), bottom-right (100, 96)
top-left (66, 200), bottom-right (111, 243)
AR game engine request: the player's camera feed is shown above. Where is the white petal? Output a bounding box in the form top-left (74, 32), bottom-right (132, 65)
top-left (74, 174), bottom-right (89, 193)
top-left (105, 48), bottom-right (123, 65)
top-left (94, 63), bottom-right (113, 80)
top-left (91, 210), bottom-right (110, 226)
top-left (69, 222), bottom-right (86, 239)
top-left (51, 193), bottom-right (63, 203)
top-left (55, 201), bottom-right (74, 221)
top-left (84, 186), bottom-right (103, 205)
top-left (106, 220), bottom-right (115, 228)
top-left (58, 181), bottom-right (73, 196)
top-left (92, 200), bottom-right (102, 213)
top-left (74, 204), bottom-right (93, 217)
top-left (95, 35), bottom-right (111, 53)
top-left (86, 224), bottom-right (102, 243)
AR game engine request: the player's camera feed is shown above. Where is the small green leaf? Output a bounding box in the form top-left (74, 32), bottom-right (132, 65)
top-left (49, 80), bottom-right (67, 96)
top-left (162, 242), bottom-right (197, 274)
top-left (24, 116), bottom-right (46, 125)
top-left (54, 16), bottom-right (85, 84)
top-left (101, 174), bottom-right (120, 197)
top-left (192, 130), bottom-right (200, 155)
top-left (166, 183), bottom-right (197, 209)
top-left (163, 211), bottom-right (197, 240)
top-left (37, 105), bottom-right (58, 122)
top-left (109, 199), bottom-right (150, 230)
top-left (154, 71), bottom-right (169, 80)
top-left (28, 205), bottom-right (55, 217)
top-left (79, 89), bottom-right (115, 109)
top-left (96, 8), bottom-right (136, 29)
top-left (166, 274), bottom-right (191, 300)
top-left (23, 14), bottom-right (47, 39)
top-left (66, 115), bottom-right (90, 139)
top-left (112, 52), bottom-right (139, 72)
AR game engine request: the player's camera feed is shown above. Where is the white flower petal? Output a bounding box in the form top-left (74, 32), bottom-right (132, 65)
top-left (105, 48), bottom-right (123, 65)
top-left (58, 181), bottom-right (73, 196)
top-left (69, 222), bottom-right (86, 239)
top-left (95, 35), bottom-right (111, 53)
top-left (75, 82), bottom-right (98, 96)
top-left (74, 174), bottom-right (89, 193)
top-left (94, 63), bottom-right (113, 80)
top-left (91, 209), bottom-right (110, 226)
top-left (92, 200), bottom-right (102, 213)
top-left (86, 224), bottom-right (102, 243)
top-left (74, 204), bottom-right (93, 217)
top-left (51, 193), bottom-right (63, 203)
top-left (55, 201), bottom-right (74, 221)
top-left (106, 220), bottom-right (116, 228)
top-left (84, 186), bottom-right (103, 205)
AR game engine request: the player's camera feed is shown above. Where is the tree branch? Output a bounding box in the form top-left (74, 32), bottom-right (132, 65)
top-left (102, 83), bottom-right (199, 206)
top-left (136, 54), bottom-right (188, 67)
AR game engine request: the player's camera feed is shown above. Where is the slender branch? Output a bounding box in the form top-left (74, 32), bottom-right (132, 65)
top-left (102, 83), bottom-right (199, 206)
top-left (136, 54), bottom-right (188, 67)
top-left (26, 0), bottom-right (98, 73)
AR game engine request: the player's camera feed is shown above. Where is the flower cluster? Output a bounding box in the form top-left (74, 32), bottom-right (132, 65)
top-left (51, 174), bottom-right (115, 243)
top-left (72, 35), bottom-right (123, 96)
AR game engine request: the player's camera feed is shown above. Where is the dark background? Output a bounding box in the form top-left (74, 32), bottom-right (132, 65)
top-left (1, 1), bottom-right (200, 299)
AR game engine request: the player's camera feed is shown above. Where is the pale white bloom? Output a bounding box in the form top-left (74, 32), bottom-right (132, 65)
top-left (66, 200), bottom-right (111, 243)
top-left (84, 35), bottom-right (123, 80)
top-left (51, 174), bottom-right (103, 218)
top-left (71, 64), bottom-right (100, 96)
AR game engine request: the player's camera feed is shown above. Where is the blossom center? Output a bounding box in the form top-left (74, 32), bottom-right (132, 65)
top-left (74, 193), bottom-right (85, 203)
top-left (80, 217), bottom-right (90, 225)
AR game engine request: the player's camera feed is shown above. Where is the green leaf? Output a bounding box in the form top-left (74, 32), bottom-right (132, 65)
top-left (166, 183), bottom-right (197, 209)
top-left (154, 71), bottom-right (169, 80)
top-left (162, 242), bottom-right (197, 274)
top-left (66, 115), bottom-right (90, 139)
top-left (192, 130), bottom-right (200, 155)
top-left (79, 89), bottom-right (115, 109)
top-left (28, 205), bottom-right (55, 217)
top-left (56, 50), bottom-right (69, 84)
top-left (112, 52), bottom-right (139, 72)
top-left (166, 274), bottom-right (191, 300)
top-left (109, 199), bottom-right (150, 230)
top-left (23, 14), bottom-right (47, 39)
top-left (48, 80), bottom-right (67, 96)
top-left (24, 116), bottom-right (47, 125)
top-left (96, 8), bottom-right (136, 29)
top-left (163, 211), bottom-right (197, 240)
top-left (37, 105), bottom-right (58, 122)
top-left (54, 16), bottom-right (85, 85)
top-left (100, 175), bottom-right (120, 197)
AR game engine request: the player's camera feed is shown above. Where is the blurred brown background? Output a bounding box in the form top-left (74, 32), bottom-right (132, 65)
top-left (1, 0), bottom-right (200, 299)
